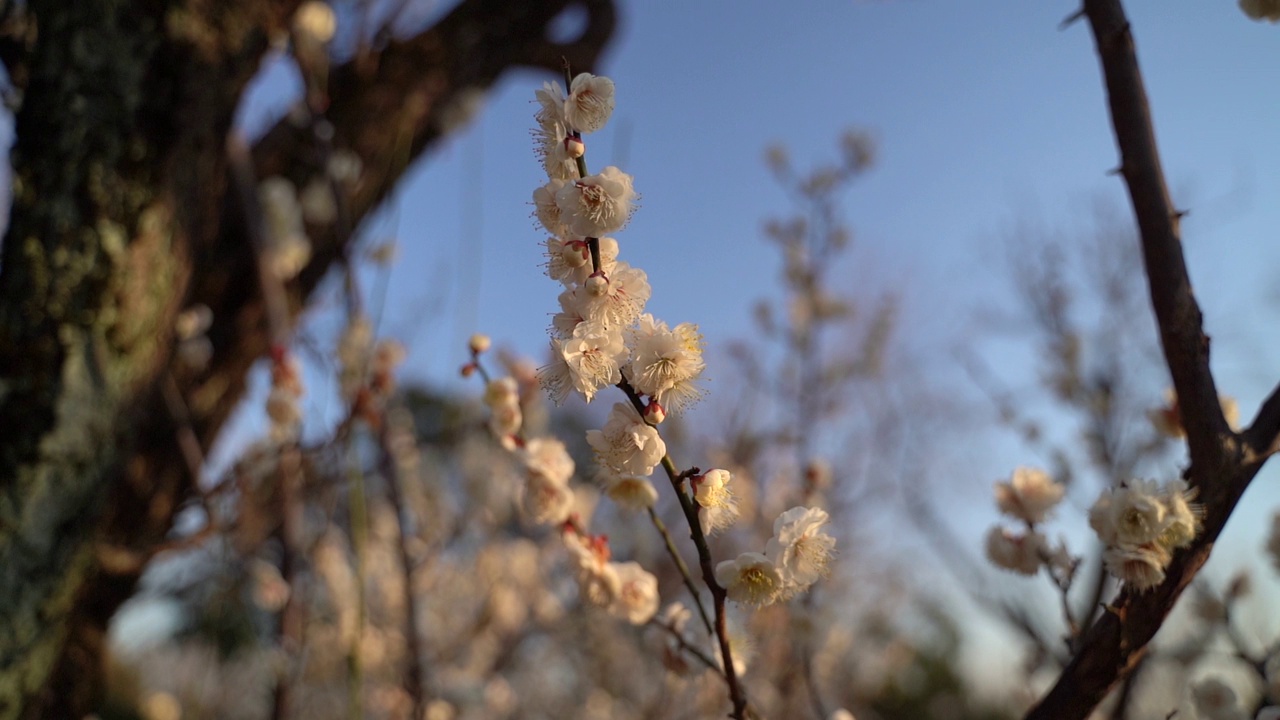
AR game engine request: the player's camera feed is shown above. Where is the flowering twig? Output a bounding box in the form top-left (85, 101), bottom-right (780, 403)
top-left (1024, 1), bottom-right (1280, 717)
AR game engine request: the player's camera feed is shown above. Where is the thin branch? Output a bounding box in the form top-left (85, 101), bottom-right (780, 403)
top-left (645, 506), bottom-right (715, 638)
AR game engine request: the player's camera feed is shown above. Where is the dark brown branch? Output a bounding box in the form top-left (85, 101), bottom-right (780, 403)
top-left (1023, 2), bottom-right (1272, 718)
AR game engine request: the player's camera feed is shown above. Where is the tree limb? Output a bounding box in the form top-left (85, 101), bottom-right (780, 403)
top-left (1023, 2), bottom-right (1274, 717)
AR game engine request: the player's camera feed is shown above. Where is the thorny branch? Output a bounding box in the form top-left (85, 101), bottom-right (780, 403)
top-left (1024, 2), bottom-right (1280, 718)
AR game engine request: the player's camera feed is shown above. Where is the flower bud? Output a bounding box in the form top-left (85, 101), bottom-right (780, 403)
top-left (561, 240), bottom-right (589, 268)
top-left (460, 362), bottom-right (476, 378)
top-left (643, 400), bottom-right (666, 425)
top-left (564, 135), bottom-right (585, 159)
top-left (469, 334), bottom-right (492, 354)
top-left (586, 273), bottom-right (609, 297)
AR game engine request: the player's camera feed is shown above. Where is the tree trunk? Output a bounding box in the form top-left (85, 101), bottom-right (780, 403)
top-left (0, 1), bottom-right (614, 717)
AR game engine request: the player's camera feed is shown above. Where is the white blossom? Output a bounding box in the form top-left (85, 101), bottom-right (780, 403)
top-left (608, 561), bottom-right (659, 624)
top-left (626, 314), bottom-right (706, 413)
top-left (984, 526), bottom-right (1045, 576)
top-left (534, 80), bottom-right (566, 126)
top-left (1102, 543), bottom-right (1169, 592)
top-left (545, 236), bottom-right (619, 287)
top-left (765, 506), bottom-right (836, 590)
top-left (715, 552), bottom-right (784, 607)
top-left (521, 437), bottom-right (574, 486)
top-left (565, 73), bottom-right (615, 133)
top-left (993, 466), bottom-right (1064, 525)
top-left (534, 118), bottom-right (578, 180)
top-left (258, 177), bottom-right (312, 280)
top-left (601, 472), bottom-right (659, 510)
top-left (293, 1), bottom-right (337, 44)
top-left (533, 180), bottom-right (570, 237)
top-left (521, 471), bottom-right (573, 525)
top-left (586, 402), bottom-right (666, 476)
top-left (571, 261), bottom-right (651, 329)
top-left (693, 469), bottom-right (739, 535)
top-left (564, 531), bottom-right (619, 607)
top-left (555, 166), bottom-right (636, 238)
top-left (1089, 478), bottom-right (1170, 548)
top-left (543, 320), bottom-right (628, 402)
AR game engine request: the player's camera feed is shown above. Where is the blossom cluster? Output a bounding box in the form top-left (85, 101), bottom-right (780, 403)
top-left (563, 528), bottom-right (660, 625)
top-left (984, 467), bottom-right (1070, 576)
top-left (1089, 478), bottom-right (1201, 591)
top-left (715, 506), bottom-right (836, 607)
top-left (530, 75), bottom-right (706, 415)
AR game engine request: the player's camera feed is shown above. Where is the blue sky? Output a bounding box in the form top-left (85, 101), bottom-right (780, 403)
top-left (363, 1), bottom-right (1279, 387)
top-left (226, 0), bottom-right (1280, 677)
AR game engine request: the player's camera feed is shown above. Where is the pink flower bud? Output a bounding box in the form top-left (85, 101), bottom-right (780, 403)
top-left (644, 400), bottom-right (666, 425)
top-left (469, 333), bottom-right (491, 354)
top-left (585, 272), bottom-right (609, 297)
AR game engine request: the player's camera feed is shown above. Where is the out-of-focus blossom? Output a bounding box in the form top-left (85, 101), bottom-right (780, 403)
top-left (984, 526), bottom-right (1045, 576)
top-left (765, 506), bottom-right (836, 590)
top-left (993, 466), bottom-right (1064, 525)
top-left (586, 402), bottom-right (665, 477)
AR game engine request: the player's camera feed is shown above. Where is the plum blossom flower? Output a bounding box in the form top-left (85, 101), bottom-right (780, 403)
top-left (571, 261), bottom-right (651, 330)
top-left (534, 117), bottom-right (578, 181)
top-left (608, 561), bottom-right (659, 624)
top-left (521, 437), bottom-right (575, 486)
top-left (555, 166), bottom-right (636, 238)
top-left (600, 471), bottom-right (659, 510)
top-left (540, 320), bottom-right (628, 403)
top-left (587, 403), bottom-right (666, 476)
top-left (715, 552), bottom-right (784, 607)
top-left (692, 469), bottom-right (740, 535)
top-left (1088, 477), bottom-right (1199, 591)
top-left (521, 471), bottom-right (574, 525)
top-left (994, 466), bottom-right (1064, 525)
top-left (626, 314), bottom-right (706, 413)
top-left (545, 236), bottom-right (618, 287)
top-left (534, 80), bottom-right (566, 125)
top-left (1089, 478), bottom-right (1171, 547)
top-left (765, 506), bottom-right (836, 589)
top-left (1102, 543), bottom-right (1169, 591)
top-left (565, 73), bottom-right (615, 133)
top-left (984, 527), bottom-right (1046, 576)
top-left (258, 177), bottom-right (312, 280)
top-left (564, 531), bottom-right (619, 607)
top-left (533, 180), bottom-right (570, 237)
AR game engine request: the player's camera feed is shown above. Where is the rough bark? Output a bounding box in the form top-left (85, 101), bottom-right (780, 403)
top-left (1024, 2), bottom-right (1280, 718)
top-left (0, 1), bottom-right (615, 718)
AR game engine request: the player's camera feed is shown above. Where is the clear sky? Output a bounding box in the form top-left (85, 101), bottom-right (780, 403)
top-left (341, 0), bottom-right (1280, 525)
top-left (229, 0), bottom-right (1280, 679)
